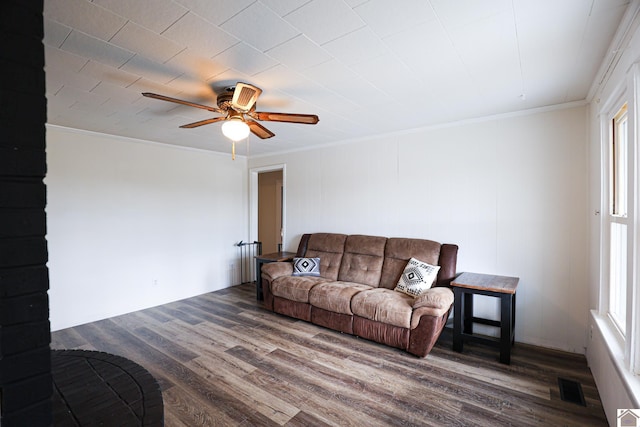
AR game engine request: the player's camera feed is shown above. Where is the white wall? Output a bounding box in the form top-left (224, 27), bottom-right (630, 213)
top-left (46, 126), bottom-right (247, 331)
top-left (250, 105), bottom-right (589, 353)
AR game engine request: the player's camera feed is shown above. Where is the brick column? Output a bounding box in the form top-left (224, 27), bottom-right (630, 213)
top-left (0, 0), bottom-right (52, 425)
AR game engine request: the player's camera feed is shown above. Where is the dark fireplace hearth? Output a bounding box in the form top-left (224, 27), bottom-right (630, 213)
top-left (51, 350), bottom-right (163, 426)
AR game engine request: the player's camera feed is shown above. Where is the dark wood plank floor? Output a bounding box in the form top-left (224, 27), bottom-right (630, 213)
top-left (51, 283), bottom-right (607, 426)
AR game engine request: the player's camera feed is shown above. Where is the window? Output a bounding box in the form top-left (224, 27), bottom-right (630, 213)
top-left (593, 59), bottom-right (640, 408)
top-left (609, 222), bottom-right (627, 332)
top-left (608, 103), bottom-right (629, 335)
top-left (611, 104), bottom-right (628, 216)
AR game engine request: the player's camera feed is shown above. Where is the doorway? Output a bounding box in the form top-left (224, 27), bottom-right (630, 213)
top-left (258, 170), bottom-right (283, 253)
top-left (250, 164), bottom-right (285, 255)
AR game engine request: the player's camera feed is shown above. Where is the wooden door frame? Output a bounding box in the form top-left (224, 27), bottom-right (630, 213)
top-left (249, 164), bottom-right (286, 253)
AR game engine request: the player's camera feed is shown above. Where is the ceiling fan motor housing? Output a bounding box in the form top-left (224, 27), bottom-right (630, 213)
top-left (216, 90), bottom-right (234, 110)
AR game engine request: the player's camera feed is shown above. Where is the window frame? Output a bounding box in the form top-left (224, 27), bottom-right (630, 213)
top-left (599, 66), bottom-right (639, 375)
top-left (609, 103), bottom-right (629, 335)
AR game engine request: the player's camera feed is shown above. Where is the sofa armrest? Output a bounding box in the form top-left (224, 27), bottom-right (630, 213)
top-left (413, 287), bottom-right (454, 311)
top-left (410, 287), bottom-right (454, 329)
top-left (261, 261), bottom-right (293, 281)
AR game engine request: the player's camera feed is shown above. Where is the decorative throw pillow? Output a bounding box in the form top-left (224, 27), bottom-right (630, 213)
top-left (292, 257), bottom-right (321, 277)
top-left (394, 257), bottom-right (440, 297)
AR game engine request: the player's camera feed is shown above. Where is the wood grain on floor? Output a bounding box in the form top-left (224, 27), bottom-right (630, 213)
top-left (51, 283), bottom-right (607, 426)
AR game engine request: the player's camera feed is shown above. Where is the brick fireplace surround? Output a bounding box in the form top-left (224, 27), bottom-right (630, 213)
top-left (0, 1), bottom-right (52, 425)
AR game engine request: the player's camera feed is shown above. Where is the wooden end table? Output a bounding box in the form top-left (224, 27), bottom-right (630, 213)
top-left (452, 272), bottom-right (519, 364)
top-left (254, 251), bottom-right (296, 300)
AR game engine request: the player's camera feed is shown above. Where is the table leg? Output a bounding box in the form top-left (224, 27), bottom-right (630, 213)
top-left (500, 293), bottom-right (513, 364)
top-left (255, 259), bottom-right (264, 301)
top-left (453, 288), bottom-right (463, 352)
top-left (463, 292), bottom-right (474, 334)
top-left (512, 292), bottom-right (516, 345)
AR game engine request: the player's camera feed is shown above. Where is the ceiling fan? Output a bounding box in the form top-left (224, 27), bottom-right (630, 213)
top-left (142, 83), bottom-right (319, 157)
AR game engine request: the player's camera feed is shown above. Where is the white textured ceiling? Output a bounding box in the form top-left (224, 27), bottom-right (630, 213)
top-left (44, 0), bottom-right (630, 157)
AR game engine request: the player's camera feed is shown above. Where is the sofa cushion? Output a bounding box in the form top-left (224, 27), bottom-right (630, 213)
top-left (304, 233), bottom-right (348, 281)
top-left (351, 288), bottom-right (414, 329)
top-left (292, 257), bottom-right (321, 276)
top-left (337, 235), bottom-right (387, 287)
top-left (394, 258), bottom-right (440, 297)
top-left (271, 276), bottom-right (329, 303)
top-left (379, 238), bottom-right (442, 289)
top-left (309, 281), bottom-right (371, 315)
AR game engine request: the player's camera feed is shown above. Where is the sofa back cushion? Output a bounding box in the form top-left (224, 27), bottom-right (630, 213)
top-left (337, 235), bottom-right (387, 287)
top-left (303, 233), bottom-right (348, 281)
top-left (379, 238), bottom-right (441, 289)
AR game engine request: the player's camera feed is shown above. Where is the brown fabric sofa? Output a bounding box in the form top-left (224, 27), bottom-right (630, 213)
top-left (261, 233), bottom-right (458, 357)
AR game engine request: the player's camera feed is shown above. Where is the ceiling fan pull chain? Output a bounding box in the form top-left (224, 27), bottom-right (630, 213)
top-left (232, 141), bottom-right (235, 160)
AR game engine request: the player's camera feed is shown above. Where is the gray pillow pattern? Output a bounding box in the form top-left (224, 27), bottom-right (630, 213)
top-left (292, 257), bottom-right (321, 277)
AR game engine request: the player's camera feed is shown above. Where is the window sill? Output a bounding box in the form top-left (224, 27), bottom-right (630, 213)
top-left (591, 310), bottom-right (640, 407)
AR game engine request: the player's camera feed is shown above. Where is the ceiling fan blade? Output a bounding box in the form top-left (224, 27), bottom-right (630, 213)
top-left (179, 117), bottom-right (227, 128)
top-left (231, 82), bottom-right (262, 113)
top-left (247, 120), bottom-right (275, 139)
top-left (142, 92), bottom-right (222, 113)
top-left (250, 111), bottom-right (319, 124)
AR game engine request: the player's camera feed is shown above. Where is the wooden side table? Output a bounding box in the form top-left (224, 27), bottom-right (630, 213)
top-left (254, 251), bottom-right (296, 300)
top-left (451, 272), bottom-right (519, 364)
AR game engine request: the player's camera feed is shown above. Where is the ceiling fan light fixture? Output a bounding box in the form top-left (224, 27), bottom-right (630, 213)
top-left (221, 117), bottom-right (250, 141)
